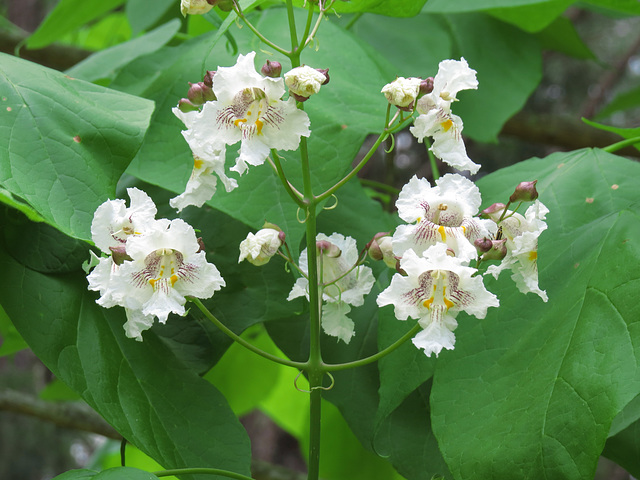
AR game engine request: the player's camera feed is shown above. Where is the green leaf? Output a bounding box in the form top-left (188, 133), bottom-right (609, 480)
top-left (582, 118), bottom-right (640, 152)
top-left (52, 470), bottom-right (99, 480)
top-left (0, 303), bottom-right (28, 356)
top-left (582, 0), bottom-right (640, 15)
top-left (596, 84), bottom-right (640, 119)
top-left (535, 16), bottom-right (595, 59)
top-left (445, 13), bottom-right (542, 143)
top-left (603, 414), bottom-right (640, 478)
top-left (126, 0), bottom-right (177, 36)
top-left (430, 149), bottom-right (640, 480)
top-left (27, 0), bottom-right (125, 49)
top-left (66, 20), bottom-right (181, 85)
top-left (424, 0), bottom-right (566, 12)
top-left (0, 243), bottom-right (252, 480)
top-left (487, 0), bottom-right (573, 32)
top-left (288, 0), bottom-right (428, 16)
top-left (0, 53), bottom-right (154, 241)
top-left (39, 378), bottom-right (82, 401)
top-left (93, 467), bottom-right (159, 479)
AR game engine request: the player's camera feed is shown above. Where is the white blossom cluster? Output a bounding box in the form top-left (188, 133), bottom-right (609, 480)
top-left (87, 188), bottom-right (224, 341)
top-left (378, 60), bottom-right (549, 357)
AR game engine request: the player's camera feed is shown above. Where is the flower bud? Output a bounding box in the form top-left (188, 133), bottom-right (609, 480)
top-left (316, 240), bottom-right (341, 258)
top-left (509, 180), bottom-right (539, 203)
top-left (178, 98), bottom-right (200, 113)
top-left (481, 239), bottom-right (507, 261)
top-left (109, 245), bottom-right (133, 265)
top-left (381, 77), bottom-right (422, 109)
top-left (474, 237), bottom-right (493, 254)
top-left (284, 65), bottom-right (328, 100)
top-left (187, 82), bottom-right (205, 105)
top-left (419, 77), bottom-right (434, 95)
top-left (180, 0), bottom-right (213, 16)
top-left (196, 237), bottom-right (206, 253)
top-left (366, 233), bottom-right (397, 269)
top-left (316, 68), bottom-right (330, 86)
top-left (261, 60), bottom-right (282, 78)
top-left (203, 70), bottom-right (216, 88)
top-left (480, 202), bottom-right (506, 219)
top-left (262, 221), bottom-right (286, 244)
top-left (239, 228), bottom-right (284, 266)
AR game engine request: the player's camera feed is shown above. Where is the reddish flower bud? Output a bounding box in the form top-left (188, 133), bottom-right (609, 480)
top-left (316, 68), bottom-right (330, 86)
top-left (316, 240), bottom-right (341, 258)
top-left (203, 70), bottom-right (216, 88)
top-left (481, 239), bottom-right (508, 261)
top-left (261, 59), bottom-right (282, 78)
top-left (419, 77), bottom-right (434, 95)
top-left (480, 203), bottom-right (506, 219)
top-left (509, 180), bottom-right (539, 203)
top-left (474, 237), bottom-right (493, 254)
top-left (109, 245), bottom-right (133, 265)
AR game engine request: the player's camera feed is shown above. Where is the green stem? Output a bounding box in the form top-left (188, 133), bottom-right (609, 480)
top-left (324, 323), bottom-right (422, 372)
top-left (603, 135), bottom-right (640, 153)
top-left (285, 0), bottom-right (300, 57)
top-left (153, 468), bottom-right (254, 479)
top-left (270, 149), bottom-right (305, 207)
top-left (424, 139), bottom-right (440, 180)
top-left (189, 297), bottom-right (306, 370)
top-left (232, 0), bottom-right (289, 56)
top-left (300, 2), bottom-right (315, 51)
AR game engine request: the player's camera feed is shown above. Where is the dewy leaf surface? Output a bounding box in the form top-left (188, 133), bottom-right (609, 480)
top-left (430, 149), bottom-right (640, 480)
top-left (0, 54), bottom-right (154, 241)
top-left (0, 245), bottom-right (251, 480)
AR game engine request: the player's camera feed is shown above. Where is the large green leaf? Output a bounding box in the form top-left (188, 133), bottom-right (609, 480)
top-left (430, 149), bottom-right (640, 480)
top-left (52, 467), bottom-right (160, 480)
top-left (487, 0), bottom-right (573, 32)
top-left (0, 220), bottom-right (251, 480)
top-left (289, 0), bottom-right (428, 16)
top-left (126, 0), bottom-right (178, 36)
top-left (26, 0), bottom-right (126, 49)
top-left (66, 20), bottom-right (181, 85)
top-left (0, 54), bottom-right (154, 241)
top-left (423, 0), bottom-right (568, 12)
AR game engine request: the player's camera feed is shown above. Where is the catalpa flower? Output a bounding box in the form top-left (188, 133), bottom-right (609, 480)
top-left (410, 58), bottom-right (479, 173)
top-left (91, 187), bottom-right (157, 253)
top-left (238, 227), bottom-right (284, 266)
top-left (174, 51), bottom-right (310, 181)
top-left (377, 244), bottom-right (499, 357)
top-left (392, 174), bottom-right (495, 261)
top-left (171, 108), bottom-right (236, 212)
top-left (486, 200), bottom-right (549, 302)
top-left (288, 233), bottom-right (375, 343)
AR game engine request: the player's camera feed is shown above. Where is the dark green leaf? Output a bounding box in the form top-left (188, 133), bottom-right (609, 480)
top-left (582, 0), bottom-right (640, 16)
top-left (535, 16), bottom-right (595, 59)
top-left (0, 246), bottom-right (252, 480)
top-left (603, 413), bottom-right (640, 478)
top-left (0, 54), bottom-right (154, 241)
top-left (487, 0), bottom-right (572, 32)
top-left (27, 0), bottom-right (126, 49)
top-left (424, 0), bottom-right (563, 12)
top-left (0, 303), bottom-right (28, 356)
top-left (93, 467), bottom-right (159, 479)
top-left (52, 470), bottom-right (99, 480)
top-left (431, 149), bottom-right (640, 480)
top-left (66, 20), bottom-right (181, 84)
top-left (126, 0), bottom-right (177, 36)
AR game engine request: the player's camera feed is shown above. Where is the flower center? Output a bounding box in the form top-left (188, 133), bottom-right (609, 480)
top-left (217, 87), bottom-right (286, 140)
top-left (420, 270), bottom-right (456, 311)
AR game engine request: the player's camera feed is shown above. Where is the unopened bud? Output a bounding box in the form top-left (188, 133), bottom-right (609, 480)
top-left (480, 202), bottom-right (506, 219)
top-left (187, 82), bottom-right (205, 104)
top-left (481, 239), bottom-right (508, 261)
top-left (239, 228), bottom-right (284, 266)
top-left (316, 68), bottom-right (330, 85)
top-left (262, 221), bottom-right (286, 244)
top-left (381, 77), bottom-right (421, 109)
top-left (366, 232), bottom-right (397, 269)
top-left (419, 77), bottom-right (434, 95)
top-left (203, 70), bottom-right (216, 88)
top-left (509, 180), bottom-right (539, 203)
top-left (285, 65), bottom-right (327, 100)
top-left (316, 240), bottom-right (341, 258)
top-left (474, 237), bottom-right (493, 254)
top-left (180, 0), bottom-right (213, 16)
top-left (178, 98), bottom-right (199, 113)
top-left (261, 60), bottom-right (282, 78)
top-left (109, 245), bottom-right (132, 265)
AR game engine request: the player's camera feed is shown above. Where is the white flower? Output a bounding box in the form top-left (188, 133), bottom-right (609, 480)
top-left (180, 0), bottom-right (213, 16)
top-left (287, 233), bottom-right (375, 343)
top-left (486, 200), bottom-right (549, 301)
top-left (284, 66), bottom-right (327, 98)
top-left (377, 244), bottom-right (499, 357)
top-left (91, 187), bottom-right (157, 253)
top-left (381, 77), bottom-right (422, 108)
top-left (410, 58), bottom-right (479, 173)
top-left (238, 228), bottom-right (283, 266)
top-left (171, 107), bottom-right (238, 211)
top-left (392, 174), bottom-right (496, 261)
top-left (174, 52), bottom-right (310, 180)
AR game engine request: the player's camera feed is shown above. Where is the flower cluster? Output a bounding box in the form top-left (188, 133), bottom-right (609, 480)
top-left (87, 188), bottom-right (225, 341)
top-left (172, 52), bottom-right (321, 212)
top-left (376, 59), bottom-right (548, 357)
